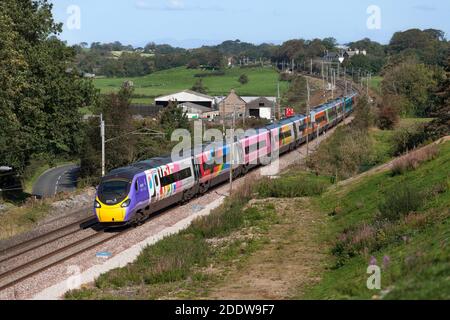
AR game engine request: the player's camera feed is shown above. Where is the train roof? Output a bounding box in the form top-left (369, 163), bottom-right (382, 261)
top-left (313, 98), bottom-right (344, 113)
top-left (103, 166), bottom-right (142, 181)
top-left (280, 115), bottom-right (306, 123)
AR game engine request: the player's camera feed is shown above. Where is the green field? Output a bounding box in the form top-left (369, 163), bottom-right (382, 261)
top-left (369, 76), bottom-right (383, 94)
top-left (94, 67), bottom-right (289, 104)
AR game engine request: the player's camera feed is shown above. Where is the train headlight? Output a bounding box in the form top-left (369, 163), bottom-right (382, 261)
top-left (121, 199), bottom-right (131, 208)
top-left (95, 201), bottom-right (101, 209)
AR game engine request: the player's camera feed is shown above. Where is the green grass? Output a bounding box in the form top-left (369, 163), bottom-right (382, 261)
top-left (94, 66), bottom-right (289, 104)
top-left (397, 117), bottom-right (434, 128)
top-left (255, 171), bottom-right (333, 198)
top-left (369, 128), bottom-right (396, 165)
top-left (303, 141), bottom-right (450, 299)
top-left (369, 76), bottom-right (383, 94)
top-left (0, 202), bottom-right (51, 240)
top-left (368, 117), bottom-right (434, 167)
top-left (65, 186), bottom-right (280, 300)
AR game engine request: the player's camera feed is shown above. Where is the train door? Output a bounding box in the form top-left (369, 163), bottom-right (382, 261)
top-left (135, 175), bottom-right (149, 205)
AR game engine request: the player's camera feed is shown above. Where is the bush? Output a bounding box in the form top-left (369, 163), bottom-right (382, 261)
top-left (391, 144), bottom-right (439, 176)
top-left (307, 126), bottom-right (374, 180)
top-left (238, 74), bottom-right (249, 85)
top-left (378, 184), bottom-right (424, 222)
top-left (255, 173), bottom-right (331, 198)
top-left (392, 123), bottom-right (430, 155)
top-left (377, 104), bottom-right (399, 130)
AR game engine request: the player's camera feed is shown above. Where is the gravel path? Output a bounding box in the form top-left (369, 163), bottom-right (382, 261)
top-left (0, 117), bottom-right (353, 300)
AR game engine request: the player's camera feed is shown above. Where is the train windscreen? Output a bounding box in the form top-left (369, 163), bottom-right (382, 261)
top-left (98, 179), bottom-right (131, 205)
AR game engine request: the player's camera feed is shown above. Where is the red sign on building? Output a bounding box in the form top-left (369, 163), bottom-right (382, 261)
top-left (285, 107), bottom-right (295, 118)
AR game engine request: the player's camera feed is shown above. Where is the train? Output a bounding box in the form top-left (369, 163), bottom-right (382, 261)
top-left (94, 93), bottom-right (357, 226)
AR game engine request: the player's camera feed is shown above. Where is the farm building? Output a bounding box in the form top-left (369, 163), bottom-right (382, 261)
top-left (155, 90), bottom-right (215, 108)
top-left (177, 102), bottom-right (213, 119)
top-left (217, 90), bottom-right (246, 118)
top-left (245, 97), bottom-right (275, 120)
top-left (215, 91), bottom-right (277, 119)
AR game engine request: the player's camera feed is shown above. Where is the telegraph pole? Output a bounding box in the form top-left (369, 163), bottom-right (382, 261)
top-left (331, 69), bottom-right (335, 99)
top-left (229, 105), bottom-right (236, 195)
top-left (100, 113), bottom-right (105, 177)
top-left (322, 61), bottom-right (325, 92)
top-left (277, 81), bottom-right (281, 120)
top-left (306, 79), bottom-right (311, 158)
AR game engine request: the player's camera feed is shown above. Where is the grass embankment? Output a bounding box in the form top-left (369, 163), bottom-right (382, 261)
top-left (94, 66), bottom-right (289, 104)
top-left (304, 140), bottom-right (450, 299)
top-left (0, 201), bottom-right (51, 240)
top-left (66, 119), bottom-right (448, 300)
top-left (65, 171), bottom-right (332, 300)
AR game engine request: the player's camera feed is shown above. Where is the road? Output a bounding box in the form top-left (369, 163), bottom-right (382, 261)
top-left (32, 165), bottom-right (80, 198)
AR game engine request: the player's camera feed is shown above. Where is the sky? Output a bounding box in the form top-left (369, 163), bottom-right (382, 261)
top-left (50, 0), bottom-right (450, 48)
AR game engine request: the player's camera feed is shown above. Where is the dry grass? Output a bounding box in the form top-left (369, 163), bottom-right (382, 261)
top-left (0, 198), bottom-right (51, 240)
top-left (391, 144), bottom-right (439, 176)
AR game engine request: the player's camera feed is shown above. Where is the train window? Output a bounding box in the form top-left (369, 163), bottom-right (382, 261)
top-left (160, 168), bottom-right (192, 187)
top-left (258, 139), bottom-right (267, 150)
top-left (245, 140), bottom-right (266, 154)
top-left (279, 130), bottom-right (292, 140)
top-left (135, 181), bottom-right (138, 191)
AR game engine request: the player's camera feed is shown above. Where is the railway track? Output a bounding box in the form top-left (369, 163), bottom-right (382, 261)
top-left (0, 216), bottom-right (124, 292)
top-left (0, 217), bottom-right (97, 263)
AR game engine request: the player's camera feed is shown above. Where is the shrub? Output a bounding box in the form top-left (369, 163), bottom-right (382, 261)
top-left (255, 173), bottom-right (331, 198)
top-left (307, 126), bottom-right (374, 180)
top-left (391, 144), bottom-right (439, 176)
top-left (377, 104), bottom-right (399, 130)
top-left (238, 74), bottom-right (249, 85)
top-left (392, 123), bottom-right (430, 155)
top-left (378, 184), bottom-right (424, 222)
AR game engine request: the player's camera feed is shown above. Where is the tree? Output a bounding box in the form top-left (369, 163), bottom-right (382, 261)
top-left (382, 61), bottom-right (437, 116)
top-left (191, 79), bottom-right (208, 94)
top-left (0, 0), bottom-right (96, 173)
top-left (239, 74), bottom-right (249, 85)
top-left (388, 29), bottom-right (448, 66)
top-left (187, 59), bottom-right (200, 69)
top-left (352, 97), bottom-right (375, 130)
top-left (159, 101), bottom-right (189, 138)
top-left (377, 104), bottom-right (399, 130)
top-left (80, 84), bottom-right (135, 178)
top-left (426, 56), bottom-right (450, 139)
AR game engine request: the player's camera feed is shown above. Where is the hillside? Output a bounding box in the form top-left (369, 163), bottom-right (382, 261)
top-left (305, 138), bottom-right (450, 299)
top-left (94, 66), bottom-right (289, 104)
top-left (65, 116), bottom-right (450, 300)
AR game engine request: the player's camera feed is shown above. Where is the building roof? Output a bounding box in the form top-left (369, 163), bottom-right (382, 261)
top-left (246, 97), bottom-right (277, 108)
top-left (214, 96), bottom-right (276, 105)
top-left (155, 90), bottom-right (214, 103)
top-left (178, 102), bottom-right (212, 113)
